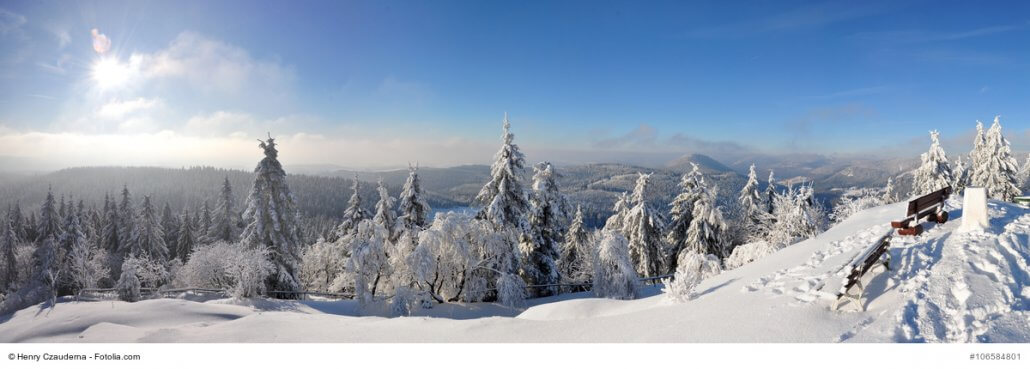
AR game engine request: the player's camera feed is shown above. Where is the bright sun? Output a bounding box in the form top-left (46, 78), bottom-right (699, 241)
top-left (91, 57), bottom-right (130, 89)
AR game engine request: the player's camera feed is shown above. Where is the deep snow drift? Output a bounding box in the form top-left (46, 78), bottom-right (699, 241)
top-left (1, 198), bottom-right (1028, 343)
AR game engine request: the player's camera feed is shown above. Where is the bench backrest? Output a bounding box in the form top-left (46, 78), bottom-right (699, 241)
top-left (906, 186), bottom-right (951, 216)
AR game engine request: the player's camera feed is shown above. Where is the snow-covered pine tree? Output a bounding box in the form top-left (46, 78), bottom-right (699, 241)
top-left (979, 116), bottom-right (1022, 201)
top-left (663, 250), bottom-right (721, 302)
top-left (2, 214), bottom-right (17, 290)
top-left (208, 177), bottom-right (240, 243)
top-left (685, 183), bottom-right (728, 260)
top-left (738, 163), bottom-right (765, 224)
top-left (131, 196), bottom-right (168, 262)
top-left (337, 176), bottom-right (370, 237)
top-left (117, 185), bottom-right (135, 253)
top-left (340, 220), bottom-right (390, 303)
top-left (9, 202), bottom-right (25, 242)
top-left (558, 206), bottom-right (592, 287)
top-left (765, 170), bottom-right (777, 214)
top-left (198, 201), bottom-right (213, 242)
top-left (952, 155), bottom-right (969, 193)
top-left (524, 162), bottom-right (570, 296)
top-left (475, 113), bottom-right (531, 235)
top-left (969, 120), bottom-right (988, 187)
top-left (37, 187), bottom-right (62, 243)
top-left (66, 211), bottom-right (108, 292)
top-left (592, 230), bottom-right (639, 300)
top-left (882, 177), bottom-right (899, 203)
top-left (160, 203), bottom-right (179, 260)
top-left (36, 189), bottom-right (62, 304)
top-left (664, 163), bottom-right (703, 271)
top-left (1019, 154), bottom-right (1030, 192)
top-left (176, 209), bottom-right (197, 262)
top-left (473, 113), bottom-right (531, 294)
top-left (622, 173), bottom-right (665, 278)
top-left (396, 164), bottom-right (431, 234)
top-left (910, 130), bottom-right (954, 197)
top-left (372, 177), bottom-right (398, 242)
top-left (603, 192), bottom-right (631, 232)
top-left (240, 135), bottom-right (305, 292)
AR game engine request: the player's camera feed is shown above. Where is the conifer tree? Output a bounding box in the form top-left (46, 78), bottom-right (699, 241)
top-left (882, 177), bottom-right (898, 203)
top-left (952, 155), bottom-right (969, 193)
top-left (558, 206), bottom-right (592, 286)
top-left (9, 202), bottom-right (25, 242)
top-left (208, 177), bottom-right (240, 243)
top-left (665, 163), bottom-right (703, 271)
top-left (765, 170), bottom-right (777, 214)
top-left (603, 192), bottom-right (631, 232)
top-left (161, 203), bottom-right (179, 259)
top-left (911, 130), bottom-right (954, 197)
top-left (592, 230), bottom-right (639, 300)
top-left (199, 201), bottom-right (213, 241)
top-left (2, 214), bottom-right (17, 290)
top-left (240, 135), bottom-right (305, 292)
top-left (1019, 154), bottom-right (1030, 192)
top-left (685, 183), bottom-right (728, 259)
top-left (37, 187), bottom-right (62, 243)
top-left (978, 116), bottom-right (1022, 201)
top-left (131, 196), bottom-right (168, 262)
top-left (337, 176), bottom-right (370, 237)
top-left (622, 173), bottom-right (665, 278)
top-left (372, 177), bottom-right (398, 242)
top-left (396, 164), bottom-right (431, 234)
top-left (969, 121), bottom-right (988, 187)
top-left (475, 113), bottom-right (531, 235)
top-left (525, 162), bottom-right (570, 296)
top-left (117, 185), bottom-right (135, 253)
top-left (176, 209), bottom-right (197, 262)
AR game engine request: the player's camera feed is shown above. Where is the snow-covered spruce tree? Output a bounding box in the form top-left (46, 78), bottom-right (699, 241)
top-left (473, 113), bottom-right (530, 297)
top-left (685, 183), bottom-right (728, 259)
top-left (979, 116), bottom-right (1022, 201)
top-left (833, 187), bottom-right (884, 224)
top-left (766, 185), bottom-right (824, 248)
top-left (372, 177), bottom-right (398, 242)
top-left (558, 206), bottom-right (593, 287)
top-left (396, 164), bottom-right (431, 234)
top-left (3, 215), bottom-right (18, 290)
top-left (37, 188), bottom-right (63, 243)
top-left (664, 163), bottom-right (703, 271)
top-left (603, 191), bottom-right (631, 232)
top-left (176, 209), bottom-right (197, 262)
top-left (336, 176), bottom-right (370, 237)
top-left (58, 205), bottom-right (89, 293)
top-left (765, 170), bottom-right (777, 214)
top-left (952, 156), bottom-right (969, 193)
top-left (622, 173), bottom-right (665, 278)
top-left (117, 186), bottom-right (135, 254)
top-left (208, 177), bottom-right (240, 243)
top-left (131, 196), bottom-right (168, 262)
top-left (198, 201), bottom-right (213, 242)
top-left (1019, 154), bottom-right (1030, 192)
top-left (240, 135), bottom-right (305, 292)
top-left (525, 162), bottom-right (570, 296)
top-left (663, 250), bottom-right (721, 302)
top-left (592, 230), bottom-right (639, 300)
top-left (737, 163), bottom-right (769, 238)
top-left (475, 113), bottom-right (531, 235)
top-left (911, 130), bottom-right (954, 197)
top-left (9, 202), bottom-right (25, 243)
top-left (160, 203), bottom-right (179, 260)
top-left (338, 220), bottom-right (391, 303)
top-left (969, 120), bottom-right (988, 187)
top-left (67, 217), bottom-right (109, 292)
top-left (883, 177), bottom-right (899, 203)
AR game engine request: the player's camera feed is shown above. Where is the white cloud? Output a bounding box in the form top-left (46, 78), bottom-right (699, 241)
top-left (96, 97), bottom-right (163, 119)
top-left (138, 32), bottom-right (294, 95)
top-left (184, 111), bottom-right (256, 135)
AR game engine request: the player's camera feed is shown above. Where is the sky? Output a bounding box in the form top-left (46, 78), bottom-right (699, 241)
top-left (0, 0), bottom-right (1028, 170)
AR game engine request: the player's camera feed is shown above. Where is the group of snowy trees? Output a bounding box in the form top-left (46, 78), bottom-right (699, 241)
top-left (910, 116), bottom-right (1026, 201)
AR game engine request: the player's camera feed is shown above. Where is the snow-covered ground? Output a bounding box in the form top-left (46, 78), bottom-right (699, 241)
top-left (2, 198), bottom-right (1028, 343)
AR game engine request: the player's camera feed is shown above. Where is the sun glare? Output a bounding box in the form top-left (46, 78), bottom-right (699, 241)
top-left (91, 57), bottom-right (130, 89)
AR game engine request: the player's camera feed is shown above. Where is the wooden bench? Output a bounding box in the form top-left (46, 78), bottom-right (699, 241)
top-left (832, 231), bottom-right (892, 311)
top-left (890, 186), bottom-right (951, 236)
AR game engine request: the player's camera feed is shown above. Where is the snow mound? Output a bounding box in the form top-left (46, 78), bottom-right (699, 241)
top-left (1, 198), bottom-right (1028, 342)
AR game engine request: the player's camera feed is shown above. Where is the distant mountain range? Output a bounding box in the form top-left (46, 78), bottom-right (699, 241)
top-left (0, 152), bottom-right (928, 228)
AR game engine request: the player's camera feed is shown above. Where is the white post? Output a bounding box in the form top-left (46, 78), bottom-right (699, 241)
top-left (959, 187), bottom-right (989, 232)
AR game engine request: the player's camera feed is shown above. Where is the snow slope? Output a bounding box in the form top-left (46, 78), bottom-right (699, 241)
top-left (1, 198), bottom-right (1028, 342)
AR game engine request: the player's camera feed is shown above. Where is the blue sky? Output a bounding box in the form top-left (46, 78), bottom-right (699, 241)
top-left (0, 0), bottom-right (1028, 169)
